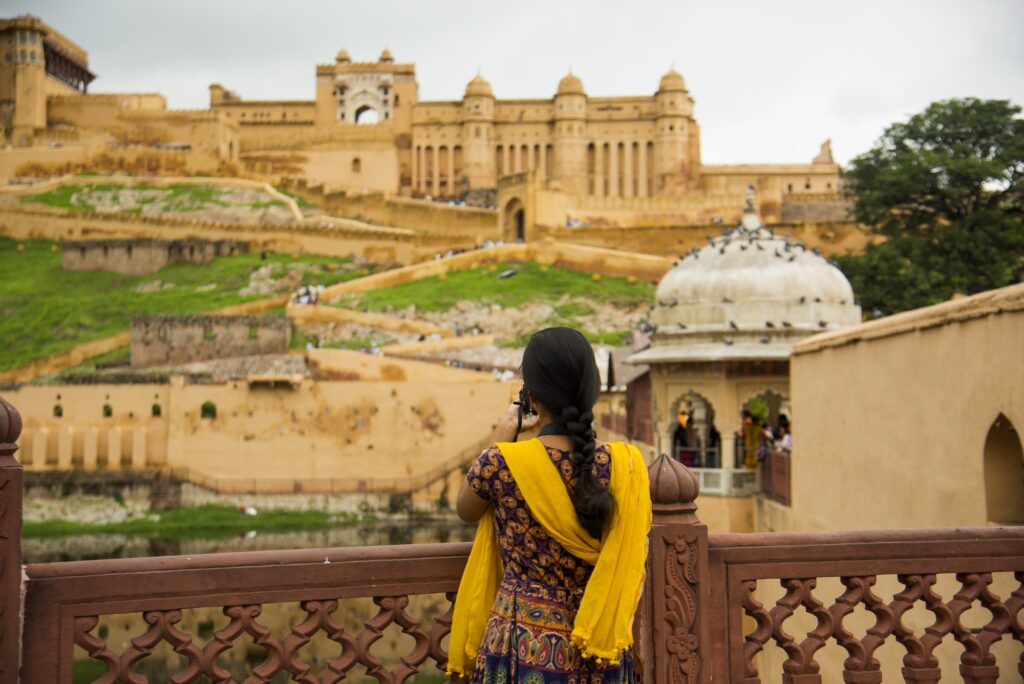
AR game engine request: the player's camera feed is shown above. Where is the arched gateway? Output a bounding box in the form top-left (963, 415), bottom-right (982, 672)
top-left (503, 197), bottom-right (525, 241)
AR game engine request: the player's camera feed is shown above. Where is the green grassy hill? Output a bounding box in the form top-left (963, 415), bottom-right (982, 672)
top-left (21, 182), bottom-right (284, 213)
top-left (335, 262), bottom-right (653, 312)
top-left (0, 237), bottom-right (374, 373)
top-left (333, 261), bottom-right (654, 346)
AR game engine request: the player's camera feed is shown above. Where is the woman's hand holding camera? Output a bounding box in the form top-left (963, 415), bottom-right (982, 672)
top-left (491, 400), bottom-right (539, 443)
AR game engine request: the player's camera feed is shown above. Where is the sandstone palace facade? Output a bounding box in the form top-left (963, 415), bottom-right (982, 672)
top-left (1, 14), bottom-right (847, 225)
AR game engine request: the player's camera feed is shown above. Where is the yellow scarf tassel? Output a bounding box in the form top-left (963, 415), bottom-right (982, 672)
top-left (447, 439), bottom-right (651, 677)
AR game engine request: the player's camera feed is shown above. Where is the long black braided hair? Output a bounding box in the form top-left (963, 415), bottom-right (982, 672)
top-left (521, 327), bottom-right (615, 539)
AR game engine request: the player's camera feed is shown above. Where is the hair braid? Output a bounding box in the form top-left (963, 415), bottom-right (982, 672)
top-left (559, 404), bottom-right (614, 539)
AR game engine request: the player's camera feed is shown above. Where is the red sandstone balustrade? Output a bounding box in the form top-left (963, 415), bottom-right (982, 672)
top-left (2, 393), bottom-right (1024, 682)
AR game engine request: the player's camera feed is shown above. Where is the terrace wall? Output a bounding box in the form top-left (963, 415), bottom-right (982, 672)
top-left (62, 238), bottom-right (247, 276)
top-left (130, 314), bottom-right (290, 368)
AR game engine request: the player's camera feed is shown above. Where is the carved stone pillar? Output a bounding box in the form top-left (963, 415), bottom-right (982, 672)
top-left (431, 147), bottom-right (440, 198)
top-left (638, 142), bottom-right (649, 198)
top-left (624, 141), bottom-right (635, 198)
top-left (609, 142), bottom-right (620, 198)
top-left (447, 146), bottom-right (455, 196)
top-left (638, 454), bottom-right (711, 683)
top-left (412, 146), bottom-right (419, 193)
top-left (0, 396), bottom-right (24, 679)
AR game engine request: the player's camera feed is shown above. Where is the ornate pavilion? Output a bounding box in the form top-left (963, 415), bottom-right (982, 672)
top-left (627, 188), bottom-right (861, 495)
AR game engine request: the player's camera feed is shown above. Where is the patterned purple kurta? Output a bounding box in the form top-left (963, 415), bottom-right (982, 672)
top-left (465, 443), bottom-right (637, 684)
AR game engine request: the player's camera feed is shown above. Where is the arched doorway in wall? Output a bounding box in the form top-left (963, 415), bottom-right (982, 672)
top-left (503, 198), bottom-right (525, 242)
top-left (984, 413), bottom-right (1024, 524)
top-left (668, 391), bottom-right (721, 468)
top-left (355, 106), bottom-right (379, 124)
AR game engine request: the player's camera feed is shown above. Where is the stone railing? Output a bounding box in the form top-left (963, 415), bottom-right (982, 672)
top-left (2, 396), bottom-right (1023, 681)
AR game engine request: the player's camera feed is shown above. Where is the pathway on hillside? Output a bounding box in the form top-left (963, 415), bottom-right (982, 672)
top-left (1, 241), bottom-right (671, 383)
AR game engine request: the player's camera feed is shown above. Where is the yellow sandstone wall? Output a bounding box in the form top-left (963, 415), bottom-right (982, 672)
top-left (787, 284), bottom-right (1024, 532)
top-left (10, 350), bottom-right (514, 488)
top-left (0, 204), bottom-right (419, 265)
top-left (543, 220), bottom-right (875, 258)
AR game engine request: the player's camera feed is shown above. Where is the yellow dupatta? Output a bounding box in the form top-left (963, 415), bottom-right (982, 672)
top-left (447, 439), bottom-right (651, 677)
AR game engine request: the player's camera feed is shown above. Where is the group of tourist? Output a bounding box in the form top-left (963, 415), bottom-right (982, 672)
top-left (292, 284), bottom-right (324, 305)
top-left (740, 409), bottom-right (792, 468)
top-left (672, 406), bottom-right (722, 468)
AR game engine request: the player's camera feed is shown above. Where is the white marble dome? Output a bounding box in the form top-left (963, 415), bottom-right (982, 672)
top-left (633, 195), bottom-right (861, 363)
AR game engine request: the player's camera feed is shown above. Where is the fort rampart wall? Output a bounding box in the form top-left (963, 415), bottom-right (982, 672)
top-left (130, 314), bottom-right (291, 368)
top-left (0, 203), bottom-right (422, 264)
top-left (285, 178), bottom-right (499, 238)
top-left (542, 220), bottom-right (875, 257)
top-left (62, 238), bottom-right (248, 276)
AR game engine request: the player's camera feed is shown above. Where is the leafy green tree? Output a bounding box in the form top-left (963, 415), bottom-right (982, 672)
top-left (838, 98), bottom-right (1024, 314)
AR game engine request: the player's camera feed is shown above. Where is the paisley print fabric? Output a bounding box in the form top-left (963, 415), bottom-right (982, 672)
top-left (466, 443), bottom-right (637, 683)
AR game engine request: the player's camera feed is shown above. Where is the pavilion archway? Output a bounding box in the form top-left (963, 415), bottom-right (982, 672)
top-left (667, 390), bottom-right (721, 468)
top-left (984, 413), bottom-right (1024, 524)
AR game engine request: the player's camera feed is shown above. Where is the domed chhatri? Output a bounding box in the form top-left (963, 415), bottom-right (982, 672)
top-left (335, 49), bottom-right (351, 64)
top-left (379, 47), bottom-right (394, 63)
top-left (658, 69), bottom-right (687, 93)
top-left (632, 187), bottom-right (861, 363)
top-left (464, 74), bottom-right (494, 98)
top-left (556, 72), bottom-right (586, 96)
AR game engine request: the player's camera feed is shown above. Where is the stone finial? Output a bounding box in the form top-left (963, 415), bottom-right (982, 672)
top-left (0, 396), bottom-right (23, 457)
top-left (648, 453), bottom-right (699, 505)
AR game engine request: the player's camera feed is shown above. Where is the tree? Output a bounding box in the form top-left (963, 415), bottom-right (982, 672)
top-left (838, 98), bottom-right (1024, 314)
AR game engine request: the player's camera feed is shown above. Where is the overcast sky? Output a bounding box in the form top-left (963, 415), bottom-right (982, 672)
top-left (12, 0), bottom-right (1024, 165)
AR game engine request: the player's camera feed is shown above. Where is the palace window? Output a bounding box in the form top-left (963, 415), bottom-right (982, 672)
top-left (53, 404), bottom-right (63, 418)
top-left (103, 404), bottom-right (113, 418)
top-left (394, 94), bottom-right (400, 106)
top-left (152, 403), bottom-right (161, 417)
top-left (352, 157), bottom-right (362, 173)
top-left (201, 401), bottom-right (217, 420)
